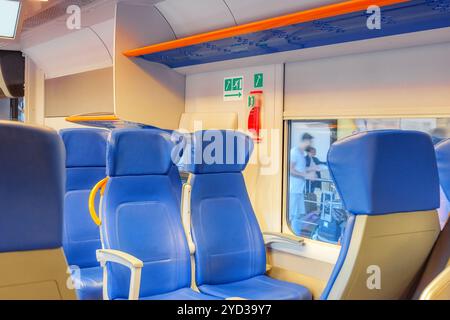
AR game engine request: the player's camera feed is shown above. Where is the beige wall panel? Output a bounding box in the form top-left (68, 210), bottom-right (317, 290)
top-left (0, 248), bottom-right (77, 300)
top-left (45, 67), bottom-right (114, 117)
top-left (114, 2), bottom-right (185, 130)
top-left (285, 42), bottom-right (450, 119)
top-left (329, 211), bottom-right (441, 300)
top-left (267, 248), bottom-right (334, 299)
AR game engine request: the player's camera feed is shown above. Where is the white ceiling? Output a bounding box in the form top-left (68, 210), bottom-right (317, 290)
top-left (22, 18), bottom-right (114, 79)
top-left (155, 0), bottom-right (235, 38)
top-left (14, 0), bottom-right (447, 79)
top-left (156, 0), bottom-right (345, 38)
top-left (225, 0), bottom-right (343, 24)
top-left (20, 0), bottom-right (116, 79)
top-left (9, 0), bottom-right (347, 78)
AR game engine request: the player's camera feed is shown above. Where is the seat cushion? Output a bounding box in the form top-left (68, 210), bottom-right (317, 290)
top-left (134, 288), bottom-right (218, 300)
top-left (72, 266), bottom-right (103, 300)
top-left (199, 275), bottom-right (312, 300)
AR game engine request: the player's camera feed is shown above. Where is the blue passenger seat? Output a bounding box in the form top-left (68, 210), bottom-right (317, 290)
top-left (322, 130), bottom-right (441, 299)
top-left (185, 130), bottom-right (312, 300)
top-left (60, 128), bottom-right (108, 300)
top-left (0, 121), bottom-right (77, 299)
top-left (98, 129), bottom-right (216, 300)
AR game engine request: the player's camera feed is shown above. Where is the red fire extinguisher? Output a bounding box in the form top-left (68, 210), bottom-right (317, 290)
top-left (248, 90), bottom-right (263, 143)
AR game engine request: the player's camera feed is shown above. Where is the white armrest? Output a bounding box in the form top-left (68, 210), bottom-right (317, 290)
top-left (181, 183), bottom-right (196, 255)
top-left (263, 232), bottom-right (304, 247)
top-left (96, 249), bottom-right (144, 300)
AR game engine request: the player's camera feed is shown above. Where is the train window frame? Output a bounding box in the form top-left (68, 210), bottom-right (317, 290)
top-left (282, 117), bottom-right (450, 254)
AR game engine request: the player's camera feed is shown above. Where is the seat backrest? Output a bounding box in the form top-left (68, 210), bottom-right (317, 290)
top-left (100, 129), bottom-right (189, 299)
top-left (0, 121), bottom-right (76, 299)
top-left (185, 130), bottom-right (266, 286)
top-left (436, 139), bottom-right (450, 229)
top-left (321, 130), bottom-right (441, 300)
top-left (60, 128), bottom-right (108, 269)
top-left (179, 112), bottom-right (238, 132)
top-left (411, 139), bottom-right (450, 299)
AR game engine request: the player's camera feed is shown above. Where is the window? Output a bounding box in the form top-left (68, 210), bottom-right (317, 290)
top-left (286, 118), bottom-right (450, 245)
top-left (0, 0), bottom-right (21, 39)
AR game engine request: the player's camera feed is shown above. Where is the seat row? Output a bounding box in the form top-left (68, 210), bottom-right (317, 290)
top-left (1, 121), bottom-right (445, 300)
top-left (61, 127), bottom-right (449, 300)
top-left (62, 128), bottom-right (312, 300)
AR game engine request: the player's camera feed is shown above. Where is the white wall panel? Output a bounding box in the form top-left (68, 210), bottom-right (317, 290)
top-left (186, 64), bottom-right (284, 233)
top-left (285, 42), bottom-right (450, 119)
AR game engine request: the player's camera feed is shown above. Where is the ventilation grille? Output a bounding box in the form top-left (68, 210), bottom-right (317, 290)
top-left (22, 0), bottom-right (99, 30)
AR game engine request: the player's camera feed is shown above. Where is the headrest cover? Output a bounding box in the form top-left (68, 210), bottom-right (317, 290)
top-left (60, 128), bottom-right (108, 167)
top-left (436, 139), bottom-right (450, 201)
top-left (328, 130), bottom-right (439, 215)
top-left (184, 130), bottom-right (253, 174)
top-left (0, 121), bottom-right (64, 251)
top-left (107, 129), bottom-right (176, 177)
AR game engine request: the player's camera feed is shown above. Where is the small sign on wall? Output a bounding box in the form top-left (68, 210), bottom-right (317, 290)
top-left (254, 73), bottom-right (264, 89)
top-left (224, 76), bottom-right (244, 101)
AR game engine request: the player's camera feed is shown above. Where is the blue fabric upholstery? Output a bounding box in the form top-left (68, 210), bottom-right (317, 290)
top-left (186, 130), bottom-right (312, 300)
top-left (60, 128), bottom-right (108, 300)
top-left (0, 121), bottom-right (64, 252)
top-left (61, 129), bottom-right (108, 168)
top-left (328, 130), bottom-right (440, 215)
top-left (101, 129), bottom-right (213, 300)
top-left (129, 288), bottom-right (216, 300)
top-left (320, 215), bottom-right (356, 300)
top-left (436, 139), bottom-right (450, 201)
top-left (322, 130), bottom-right (440, 300)
top-left (190, 173), bottom-right (267, 285)
top-left (200, 275), bottom-right (312, 300)
top-left (184, 130), bottom-right (253, 174)
top-left (107, 129), bottom-right (174, 177)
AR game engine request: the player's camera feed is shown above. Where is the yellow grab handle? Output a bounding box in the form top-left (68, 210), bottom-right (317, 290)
top-left (89, 177), bottom-right (109, 226)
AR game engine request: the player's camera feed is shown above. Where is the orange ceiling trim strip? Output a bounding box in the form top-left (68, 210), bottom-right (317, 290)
top-left (124, 0), bottom-right (410, 57)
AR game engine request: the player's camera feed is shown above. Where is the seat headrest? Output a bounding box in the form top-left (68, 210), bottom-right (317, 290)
top-left (60, 128), bottom-right (108, 168)
top-left (184, 130), bottom-right (253, 174)
top-left (0, 121), bottom-right (64, 252)
top-left (107, 129), bottom-right (176, 177)
top-left (435, 139), bottom-right (450, 201)
top-left (328, 130), bottom-right (439, 215)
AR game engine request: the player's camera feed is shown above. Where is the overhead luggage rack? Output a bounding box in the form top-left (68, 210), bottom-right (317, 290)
top-left (123, 0), bottom-right (450, 68)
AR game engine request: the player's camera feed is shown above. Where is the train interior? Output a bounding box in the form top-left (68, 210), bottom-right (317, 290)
top-left (0, 0), bottom-right (449, 301)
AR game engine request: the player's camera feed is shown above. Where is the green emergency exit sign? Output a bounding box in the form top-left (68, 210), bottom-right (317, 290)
top-left (224, 76), bottom-right (244, 101)
top-left (254, 73), bottom-right (264, 88)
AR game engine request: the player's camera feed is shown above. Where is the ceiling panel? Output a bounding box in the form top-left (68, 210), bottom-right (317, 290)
top-left (225, 0), bottom-right (345, 24)
top-left (155, 0), bottom-right (236, 38)
top-left (133, 0), bottom-right (450, 69)
top-left (23, 19), bottom-right (114, 79)
top-left (90, 18), bottom-right (114, 58)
